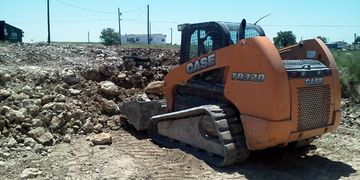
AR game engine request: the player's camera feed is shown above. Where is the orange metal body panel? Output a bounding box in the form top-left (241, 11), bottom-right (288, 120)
top-left (163, 37), bottom-right (341, 150)
top-left (279, 39), bottom-right (341, 112)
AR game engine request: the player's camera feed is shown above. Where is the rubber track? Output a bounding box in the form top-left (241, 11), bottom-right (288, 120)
top-left (148, 105), bottom-right (249, 167)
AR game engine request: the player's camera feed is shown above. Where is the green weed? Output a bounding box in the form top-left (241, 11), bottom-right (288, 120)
top-left (333, 50), bottom-right (360, 99)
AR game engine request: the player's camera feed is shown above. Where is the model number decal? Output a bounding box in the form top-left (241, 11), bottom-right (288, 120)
top-left (232, 72), bottom-right (266, 82)
top-left (186, 53), bottom-right (216, 74)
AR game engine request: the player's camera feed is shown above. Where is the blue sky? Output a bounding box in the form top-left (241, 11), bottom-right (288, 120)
top-left (1, 0), bottom-right (359, 44)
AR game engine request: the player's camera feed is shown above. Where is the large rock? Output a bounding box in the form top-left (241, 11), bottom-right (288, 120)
top-left (0, 105), bottom-right (11, 115)
top-left (41, 95), bottom-right (54, 105)
top-left (107, 119), bottom-right (120, 131)
top-left (22, 99), bottom-right (41, 117)
top-left (63, 134), bottom-right (71, 143)
top-left (20, 168), bottom-right (42, 179)
top-left (0, 118), bottom-right (5, 131)
top-left (11, 93), bottom-right (29, 101)
top-left (28, 127), bottom-right (54, 146)
top-left (98, 63), bottom-right (117, 77)
top-left (0, 89), bottom-right (11, 100)
top-left (54, 94), bottom-right (66, 102)
top-left (117, 72), bottom-right (126, 81)
top-left (349, 109), bottom-right (360, 119)
top-left (22, 99), bottom-right (41, 107)
top-left (54, 85), bottom-right (67, 94)
top-left (50, 115), bottom-right (65, 130)
top-left (7, 137), bottom-right (17, 147)
top-left (90, 132), bottom-right (112, 145)
top-left (93, 123), bottom-right (103, 133)
top-left (100, 81), bottom-right (120, 96)
top-left (6, 108), bottom-right (26, 123)
top-left (100, 98), bottom-right (119, 115)
top-left (0, 151), bottom-right (10, 159)
top-left (68, 88), bottom-right (81, 96)
top-left (130, 72), bottom-right (143, 87)
top-left (43, 102), bottom-right (66, 113)
top-left (21, 86), bottom-right (33, 96)
top-left (61, 68), bottom-right (80, 85)
top-left (31, 119), bottom-right (43, 127)
top-left (144, 81), bottom-right (164, 95)
top-left (24, 137), bottom-right (37, 147)
top-left (82, 117), bottom-right (94, 133)
top-left (81, 68), bottom-right (103, 81)
top-left (37, 110), bottom-right (54, 125)
top-left (0, 73), bottom-right (11, 82)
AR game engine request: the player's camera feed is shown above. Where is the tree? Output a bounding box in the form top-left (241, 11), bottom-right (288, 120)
top-left (317, 36), bottom-right (328, 43)
top-left (100, 28), bottom-right (119, 46)
top-left (273, 31), bottom-right (296, 48)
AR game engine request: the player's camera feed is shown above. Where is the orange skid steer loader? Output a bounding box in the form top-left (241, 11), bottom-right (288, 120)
top-left (122, 19), bottom-right (341, 166)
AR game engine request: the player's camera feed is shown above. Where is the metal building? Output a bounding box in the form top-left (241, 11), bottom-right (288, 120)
top-left (121, 33), bottom-right (166, 45)
top-left (0, 21), bottom-right (23, 43)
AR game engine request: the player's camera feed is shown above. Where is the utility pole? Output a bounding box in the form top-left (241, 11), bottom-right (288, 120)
top-left (118, 8), bottom-right (122, 46)
top-left (355, 33), bottom-right (357, 50)
top-left (47, 0), bottom-right (51, 45)
top-left (170, 27), bottom-right (173, 45)
top-left (87, 31), bottom-right (90, 43)
top-left (147, 4), bottom-right (150, 45)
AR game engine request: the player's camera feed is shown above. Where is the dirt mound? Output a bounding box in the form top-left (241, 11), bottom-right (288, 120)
top-left (0, 43), bottom-right (179, 152)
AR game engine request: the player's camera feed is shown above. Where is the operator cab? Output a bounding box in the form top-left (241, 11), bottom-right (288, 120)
top-left (178, 20), bottom-right (266, 64)
top-left (174, 20), bottom-right (266, 111)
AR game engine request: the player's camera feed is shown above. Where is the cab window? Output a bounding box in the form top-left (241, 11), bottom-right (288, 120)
top-left (189, 28), bottom-right (220, 60)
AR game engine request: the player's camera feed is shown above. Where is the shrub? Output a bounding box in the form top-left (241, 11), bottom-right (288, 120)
top-left (100, 28), bottom-right (119, 46)
top-left (333, 50), bottom-right (360, 99)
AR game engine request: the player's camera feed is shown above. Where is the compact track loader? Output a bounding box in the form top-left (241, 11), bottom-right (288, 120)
top-left (122, 19), bottom-right (341, 166)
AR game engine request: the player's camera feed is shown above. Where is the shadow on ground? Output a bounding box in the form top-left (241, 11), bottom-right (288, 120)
top-left (214, 145), bottom-right (357, 180)
top-left (121, 123), bottom-right (356, 179)
top-left (121, 123), bottom-right (149, 140)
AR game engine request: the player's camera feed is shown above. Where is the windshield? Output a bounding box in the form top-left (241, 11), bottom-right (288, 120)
top-left (223, 22), bottom-right (265, 44)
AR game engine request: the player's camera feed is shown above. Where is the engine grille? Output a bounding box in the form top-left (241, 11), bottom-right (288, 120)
top-left (297, 85), bottom-right (331, 131)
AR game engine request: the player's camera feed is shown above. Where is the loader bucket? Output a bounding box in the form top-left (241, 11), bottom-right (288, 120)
top-left (120, 100), bottom-right (167, 131)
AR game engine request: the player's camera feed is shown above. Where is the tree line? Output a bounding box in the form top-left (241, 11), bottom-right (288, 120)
top-left (100, 27), bottom-right (356, 47)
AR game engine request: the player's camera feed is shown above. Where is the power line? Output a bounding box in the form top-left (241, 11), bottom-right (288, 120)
top-left (11, 19), bottom-right (117, 24)
top-left (150, 20), bottom-right (184, 24)
top-left (122, 6), bottom-right (147, 14)
top-left (55, 0), bottom-right (146, 15)
top-left (131, 7), bottom-right (146, 20)
top-left (11, 18), bottom-right (360, 28)
top-left (54, 0), bottom-right (116, 14)
top-left (53, 19), bottom-right (118, 23)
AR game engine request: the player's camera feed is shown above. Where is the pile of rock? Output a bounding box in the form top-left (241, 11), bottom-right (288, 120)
top-left (0, 43), bottom-right (179, 151)
top-left (341, 99), bottom-right (360, 128)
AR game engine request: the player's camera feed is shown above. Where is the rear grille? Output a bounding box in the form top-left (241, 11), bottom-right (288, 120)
top-left (297, 85), bottom-right (331, 131)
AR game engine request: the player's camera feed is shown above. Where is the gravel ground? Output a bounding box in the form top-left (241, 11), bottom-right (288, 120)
top-left (0, 126), bottom-right (358, 179)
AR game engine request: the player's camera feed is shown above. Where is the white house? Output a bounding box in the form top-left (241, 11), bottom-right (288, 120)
top-left (121, 33), bottom-right (166, 45)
